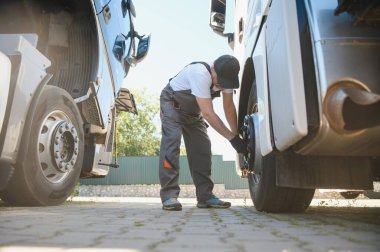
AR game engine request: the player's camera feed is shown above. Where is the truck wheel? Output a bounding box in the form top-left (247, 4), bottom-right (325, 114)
top-left (363, 190), bottom-right (380, 199)
top-left (244, 84), bottom-right (314, 213)
top-left (0, 85), bottom-right (84, 206)
top-left (247, 154), bottom-right (315, 212)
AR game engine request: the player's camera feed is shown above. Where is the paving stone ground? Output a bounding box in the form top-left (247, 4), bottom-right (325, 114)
top-left (0, 198), bottom-right (379, 252)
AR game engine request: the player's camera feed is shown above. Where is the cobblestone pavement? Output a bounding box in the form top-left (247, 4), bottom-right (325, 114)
top-left (1, 198), bottom-right (380, 252)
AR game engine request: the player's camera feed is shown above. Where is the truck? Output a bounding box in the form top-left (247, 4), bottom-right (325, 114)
top-left (209, 0), bottom-right (380, 212)
top-left (0, 0), bottom-right (150, 206)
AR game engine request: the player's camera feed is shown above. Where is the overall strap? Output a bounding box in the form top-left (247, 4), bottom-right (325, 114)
top-left (189, 61), bottom-right (211, 75)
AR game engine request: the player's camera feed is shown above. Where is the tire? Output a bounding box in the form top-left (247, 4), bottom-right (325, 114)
top-left (363, 190), bottom-right (380, 199)
top-left (340, 191), bottom-right (361, 199)
top-left (0, 85), bottom-right (84, 206)
top-left (244, 84), bottom-right (315, 213)
top-left (248, 154), bottom-right (315, 213)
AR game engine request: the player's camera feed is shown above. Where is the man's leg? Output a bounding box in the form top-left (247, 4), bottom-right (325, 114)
top-left (182, 120), bottom-right (215, 202)
top-left (159, 104), bottom-right (182, 203)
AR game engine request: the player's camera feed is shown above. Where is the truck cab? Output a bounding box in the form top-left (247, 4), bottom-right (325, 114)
top-left (0, 0), bottom-right (150, 206)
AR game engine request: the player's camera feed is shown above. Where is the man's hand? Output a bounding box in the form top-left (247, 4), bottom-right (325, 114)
top-left (229, 135), bottom-right (248, 153)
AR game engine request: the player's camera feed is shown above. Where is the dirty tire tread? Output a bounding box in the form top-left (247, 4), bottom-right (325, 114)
top-left (248, 153), bottom-right (315, 213)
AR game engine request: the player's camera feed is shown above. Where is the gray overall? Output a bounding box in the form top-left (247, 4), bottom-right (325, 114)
top-left (159, 63), bottom-right (218, 203)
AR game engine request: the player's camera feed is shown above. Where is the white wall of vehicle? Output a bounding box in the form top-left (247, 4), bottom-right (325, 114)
top-left (243, 0), bottom-right (261, 60)
top-left (232, 0), bottom-right (246, 78)
top-left (235, 0), bottom-right (271, 67)
top-left (265, 0), bottom-right (308, 151)
top-left (243, 0), bottom-right (271, 61)
top-left (0, 35), bottom-right (50, 163)
top-left (0, 51), bottom-right (11, 135)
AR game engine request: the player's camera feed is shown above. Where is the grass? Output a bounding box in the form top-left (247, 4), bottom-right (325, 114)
top-left (134, 221), bottom-right (144, 227)
top-left (174, 227), bottom-right (182, 232)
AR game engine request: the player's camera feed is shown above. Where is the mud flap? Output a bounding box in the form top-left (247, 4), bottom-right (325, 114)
top-left (276, 155), bottom-right (374, 190)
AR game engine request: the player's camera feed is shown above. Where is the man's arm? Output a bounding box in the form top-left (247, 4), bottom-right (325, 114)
top-left (222, 92), bottom-right (238, 135)
top-left (196, 97), bottom-right (235, 141)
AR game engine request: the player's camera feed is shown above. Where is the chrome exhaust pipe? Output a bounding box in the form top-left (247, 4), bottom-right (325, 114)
top-left (324, 80), bottom-right (380, 133)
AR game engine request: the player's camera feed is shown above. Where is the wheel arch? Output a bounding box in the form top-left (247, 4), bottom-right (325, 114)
top-left (234, 57), bottom-right (256, 177)
top-left (237, 57), bottom-right (256, 133)
top-left (16, 76), bottom-right (53, 166)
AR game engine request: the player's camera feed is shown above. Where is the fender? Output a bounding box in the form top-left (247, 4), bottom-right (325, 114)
top-left (0, 34), bottom-right (51, 165)
top-left (16, 74), bottom-right (52, 168)
top-left (0, 56), bottom-right (51, 190)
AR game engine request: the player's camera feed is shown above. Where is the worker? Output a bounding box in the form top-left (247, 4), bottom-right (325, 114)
top-left (159, 55), bottom-right (247, 211)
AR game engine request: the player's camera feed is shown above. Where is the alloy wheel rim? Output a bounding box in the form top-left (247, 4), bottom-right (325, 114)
top-left (38, 111), bottom-right (79, 184)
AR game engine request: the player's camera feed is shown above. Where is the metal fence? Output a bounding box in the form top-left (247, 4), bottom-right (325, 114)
top-left (80, 155), bottom-right (248, 189)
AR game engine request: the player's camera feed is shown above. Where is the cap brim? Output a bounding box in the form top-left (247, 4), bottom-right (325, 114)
top-left (219, 76), bottom-right (239, 89)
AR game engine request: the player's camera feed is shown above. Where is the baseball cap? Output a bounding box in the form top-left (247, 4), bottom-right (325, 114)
top-left (214, 55), bottom-right (240, 89)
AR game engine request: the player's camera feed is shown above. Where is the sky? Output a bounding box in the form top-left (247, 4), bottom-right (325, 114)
top-left (124, 0), bottom-right (236, 160)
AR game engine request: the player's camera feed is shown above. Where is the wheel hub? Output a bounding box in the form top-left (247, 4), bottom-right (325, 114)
top-left (52, 121), bottom-right (79, 173)
top-left (38, 111), bottom-right (79, 184)
top-left (242, 113), bottom-right (262, 175)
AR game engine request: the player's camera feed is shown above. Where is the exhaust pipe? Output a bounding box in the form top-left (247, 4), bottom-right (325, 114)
top-left (324, 80), bottom-right (380, 133)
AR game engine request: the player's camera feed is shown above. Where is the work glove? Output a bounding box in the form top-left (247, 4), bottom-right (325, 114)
top-left (229, 135), bottom-right (248, 154)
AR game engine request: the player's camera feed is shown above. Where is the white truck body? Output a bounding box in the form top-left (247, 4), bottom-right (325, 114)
top-left (0, 0), bottom-right (150, 206)
top-left (209, 0), bottom-right (380, 212)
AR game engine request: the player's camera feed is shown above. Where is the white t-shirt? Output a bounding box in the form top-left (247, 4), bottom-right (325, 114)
top-left (169, 62), bottom-right (233, 99)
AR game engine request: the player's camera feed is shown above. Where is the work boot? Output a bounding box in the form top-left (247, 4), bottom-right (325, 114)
top-left (162, 198), bottom-right (182, 211)
top-left (197, 197), bottom-right (231, 208)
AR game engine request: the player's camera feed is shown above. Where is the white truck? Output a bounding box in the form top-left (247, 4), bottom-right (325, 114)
top-left (0, 0), bottom-right (150, 206)
top-left (209, 0), bottom-right (380, 212)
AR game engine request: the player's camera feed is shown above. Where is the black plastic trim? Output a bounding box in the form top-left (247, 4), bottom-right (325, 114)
top-left (296, 0), bottom-right (320, 136)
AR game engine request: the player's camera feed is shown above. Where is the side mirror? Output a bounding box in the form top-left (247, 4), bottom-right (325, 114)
top-left (210, 12), bottom-right (226, 35)
top-left (134, 34), bottom-right (151, 63)
top-left (128, 0), bottom-right (136, 17)
top-left (121, 0), bottom-right (136, 18)
top-left (113, 35), bottom-right (126, 62)
top-left (125, 33), bottom-right (151, 67)
top-left (209, 0), bottom-right (226, 36)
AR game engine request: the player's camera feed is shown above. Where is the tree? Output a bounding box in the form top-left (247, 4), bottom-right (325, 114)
top-left (116, 88), bottom-right (160, 156)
